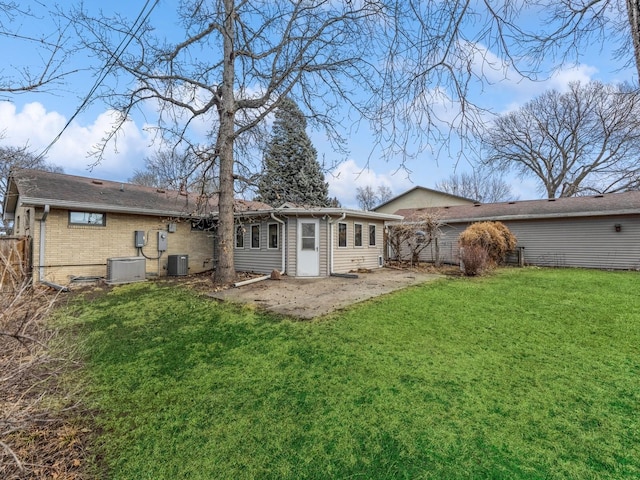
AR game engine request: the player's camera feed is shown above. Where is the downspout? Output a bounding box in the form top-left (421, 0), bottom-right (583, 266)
top-left (39, 205), bottom-right (49, 283)
top-left (327, 212), bottom-right (346, 275)
top-left (270, 212), bottom-right (286, 274)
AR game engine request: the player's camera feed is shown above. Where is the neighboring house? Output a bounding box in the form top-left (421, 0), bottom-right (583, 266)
top-left (3, 169), bottom-right (401, 286)
top-left (395, 192), bottom-right (640, 270)
top-left (374, 185), bottom-right (475, 214)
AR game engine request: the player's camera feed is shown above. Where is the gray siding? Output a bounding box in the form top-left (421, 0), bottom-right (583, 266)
top-left (234, 220), bottom-right (283, 274)
top-left (394, 224), bottom-right (464, 265)
top-left (505, 215), bottom-right (640, 269)
top-left (397, 215), bottom-right (640, 270)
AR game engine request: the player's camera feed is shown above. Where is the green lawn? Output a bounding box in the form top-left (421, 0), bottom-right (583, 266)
top-left (59, 268), bottom-right (640, 479)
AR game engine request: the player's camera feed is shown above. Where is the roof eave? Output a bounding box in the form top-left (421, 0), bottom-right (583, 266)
top-left (273, 207), bottom-right (403, 220)
top-left (437, 209), bottom-right (640, 223)
top-left (16, 197), bottom-right (214, 218)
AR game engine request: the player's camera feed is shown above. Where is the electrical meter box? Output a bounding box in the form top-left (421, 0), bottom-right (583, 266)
top-left (134, 230), bottom-right (145, 248)
top-left (157, 231), bottom-right (168, 251)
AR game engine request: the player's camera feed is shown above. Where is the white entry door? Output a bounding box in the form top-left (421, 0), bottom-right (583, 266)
top-left (297, 218), bottom-right (320, 276)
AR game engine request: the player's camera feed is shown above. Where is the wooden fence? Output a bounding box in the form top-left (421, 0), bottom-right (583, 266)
top-left (0, 236), bottom-right (31, 292)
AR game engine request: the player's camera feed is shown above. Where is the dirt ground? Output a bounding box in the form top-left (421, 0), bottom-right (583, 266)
top-left (207, 268), bottom-right (443, 318)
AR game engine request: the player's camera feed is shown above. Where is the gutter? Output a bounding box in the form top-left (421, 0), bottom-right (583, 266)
top-left (327, 212), bottom-right (346, 275)
top-left (38, 204), bottom-right (49, 284)
top-left (270, 212), bottom-right (286, 274)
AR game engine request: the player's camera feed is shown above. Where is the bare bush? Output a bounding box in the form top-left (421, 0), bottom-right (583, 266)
top-left (388, 211), bottom-right (444, 266)
top-left (458, 221), bottom-right (517, 266)
top-left (460, 244), bottom-right (489, 276)
top-left (0, 281), bottom-right (87, 479)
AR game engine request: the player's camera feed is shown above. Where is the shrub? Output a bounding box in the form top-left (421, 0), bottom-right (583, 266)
top-left (460, 244), bottom-right (489, 276)
top-left (458, 221), bottom-right (517, 266)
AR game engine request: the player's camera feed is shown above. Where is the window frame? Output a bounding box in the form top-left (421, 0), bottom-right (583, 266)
top-left (369, 224), bottom-right (376, 247)
top-left (354, 222), bottom-right (363, 247)
top-left (267, 223), bottom-right (279, 249)
top-left (235, 225), bottom-right (245, 249)
top-left (338, 222), bottom-right (347, 248)
top-left (250, 224), bottom-right (261, 249)
top-left (68, 211), bottom-right (106, 226)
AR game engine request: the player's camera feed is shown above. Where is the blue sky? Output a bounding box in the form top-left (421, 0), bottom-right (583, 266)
top-left (1, 1), bottom-right (636, 207)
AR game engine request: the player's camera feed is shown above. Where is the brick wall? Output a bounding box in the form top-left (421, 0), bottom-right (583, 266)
top-left (32, 208), bottom-right (214, 284)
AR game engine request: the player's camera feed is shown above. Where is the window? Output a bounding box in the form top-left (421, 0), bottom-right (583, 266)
top-left (268, 223), bottom-right (279, 249)
top-left (235, 225), bottom-right (244, 248)
top-left (69, 211), bottom-right (105, 226)
top-left (354, 223), bottom-right (363, 247)
top-left (251, 224), bottom-right (260, 249)
top-left (369, 224), bottom-right (376, 246)
top-left (191, 218), bottom-right (216, 231)
top-left (338, 222), bottom-right (347, 247)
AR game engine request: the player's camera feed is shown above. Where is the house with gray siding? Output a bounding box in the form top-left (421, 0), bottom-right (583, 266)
top-left (394, 192), bottom-right (640, 270)
top-left (3, 169), bottom-right (401, 286)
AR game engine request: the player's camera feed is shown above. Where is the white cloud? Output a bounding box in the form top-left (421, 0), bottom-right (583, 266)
top-left (0, 102), bottom-right (155, 180)
top-left (328, 159), bottom-right (413, 208)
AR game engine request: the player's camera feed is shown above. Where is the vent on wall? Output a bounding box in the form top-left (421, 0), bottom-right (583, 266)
top-left (106, 257), bottom-right (146, 284)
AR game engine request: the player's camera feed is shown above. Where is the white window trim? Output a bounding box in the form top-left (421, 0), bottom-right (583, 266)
top-left (267, 223), bottom-right (279, 249)
top-left (354, 222), bottom-right (363, 248)
top-left (250, 224), bottom-right (261, 249)
top-left (338, 222), bottom-right (348, 248)
top-left (368, 224), bottom-right (376, 247)
top-left (69, 210), bottom-right (106, 226)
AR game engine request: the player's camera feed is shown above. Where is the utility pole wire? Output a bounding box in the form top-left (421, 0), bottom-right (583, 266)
top-left (36, 0), bottom-right (160, 161)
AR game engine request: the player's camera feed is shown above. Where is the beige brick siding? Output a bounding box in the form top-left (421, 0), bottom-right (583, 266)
top-left (32, 207), bottom-right (214, 284)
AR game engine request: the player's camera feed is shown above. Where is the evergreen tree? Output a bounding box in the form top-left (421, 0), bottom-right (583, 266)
top-left (257, 99), bottom-right (330, 207)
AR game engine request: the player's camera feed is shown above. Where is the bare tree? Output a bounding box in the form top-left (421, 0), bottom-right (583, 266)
top-left (356, 186), bottom-right (377, 211)
top-left (528, 0), bottom-right (640, 79)
top-left (0, 2), bottom-right (78, 96)
top-left (0, 145), bottom-right (62, 234)
top-left (388, 211), bottom-right (443, 266)
top-left (356, 185), bottom-right (393, 210)
top-left (481, 81), bottom-right (640, 198)
top-left (129, 148), bottom-right (219, 194)
top-left (435, 170), bottom-right (515, 203)
top-left (70, 1), bottom-right (640, 283)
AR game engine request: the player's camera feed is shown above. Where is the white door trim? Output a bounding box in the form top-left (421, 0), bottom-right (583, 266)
top-left (297, 218), bottom-right (320, 276)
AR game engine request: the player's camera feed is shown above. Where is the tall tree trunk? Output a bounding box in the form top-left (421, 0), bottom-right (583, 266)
top-left (628, 0), bottom-right (640, 80)
top-left (214, 0), bottom-right (237, 284)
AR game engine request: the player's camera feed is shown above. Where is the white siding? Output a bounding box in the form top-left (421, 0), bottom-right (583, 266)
top-left (332, 218), bottom-right (385, 273)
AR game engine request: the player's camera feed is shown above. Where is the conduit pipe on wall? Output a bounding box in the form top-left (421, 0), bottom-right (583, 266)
top-left (38, 205), bottom-right (50, 284)
top-left (327, 212), bottom-right (346, 275)
top-left (270, 212), bottom-right (286, 274)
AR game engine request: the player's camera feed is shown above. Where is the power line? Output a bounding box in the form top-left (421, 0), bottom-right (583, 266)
top-left (37, 0), bottom-right (160, 160)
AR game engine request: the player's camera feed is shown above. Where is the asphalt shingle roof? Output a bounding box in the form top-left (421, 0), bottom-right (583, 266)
top-left (7, 169), bottom-right (272, 217)
top-left (396, 190), bottom-right (640, 222)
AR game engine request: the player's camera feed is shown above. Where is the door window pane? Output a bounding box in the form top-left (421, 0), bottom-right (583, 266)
top-left (301, 222), bottom-right (315, 250)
